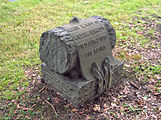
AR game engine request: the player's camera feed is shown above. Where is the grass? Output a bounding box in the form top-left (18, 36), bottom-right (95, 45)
top-left (0, 0), bottom-right (160, 119)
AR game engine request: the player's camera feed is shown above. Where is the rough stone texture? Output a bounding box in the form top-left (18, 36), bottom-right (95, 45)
top-left (41, 63), bottom-right (96, 107)
top-left (39, 27), bottom-right (77, 74)
top-left (39, 16), bottom-right (116, 74)
top-left (40, 16), bottom-right (124, 107)
top-left (41, 58), bottom-right (123, 107)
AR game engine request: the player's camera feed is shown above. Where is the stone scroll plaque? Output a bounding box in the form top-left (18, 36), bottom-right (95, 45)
top-left (63, 17), bottom-right (112, 81)
top-left (39, 16), bottom-right (124, 107)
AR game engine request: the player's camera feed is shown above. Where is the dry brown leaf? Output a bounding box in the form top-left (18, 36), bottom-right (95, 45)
top-left (14, 110), bottom-right (17, 114)
top-left (17, 104), bottom-right (20, 109)
top-left (123, 86), bottom-right (129, 94)
top-left (93, 104), bottom-right (101, 112)
top-left (103, 103), bottom-right (108, 108)
top-left (54, 97), bottom-right (59, 104)
top-left (155, 74), bottom-right (160, 80)
top-left (64, 104), bottom-right (70, 108)
top-left (137, 31), bottom-right (143, 34)
top-left (72, 108), bottom-right (78, 112)
top-left (22, 108), bottom-right (32, 111)
top-left (86, 115), bottom-right (91, 120)
top-left (122, 33), bottom-right (127, 36)
top-left (103, 108), bottom-right (109, 113)
top-left (111, 103), bottom-right (117, 107)
top-left (153, 91), bottom-right (160, 96)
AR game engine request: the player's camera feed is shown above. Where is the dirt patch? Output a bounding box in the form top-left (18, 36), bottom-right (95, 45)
top-left (23, 67), bottom-right (160, 119)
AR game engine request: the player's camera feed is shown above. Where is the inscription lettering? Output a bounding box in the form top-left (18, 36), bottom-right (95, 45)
top-left (85, 50), bottom-right (93, 58)
top-left (78, 35), bottom-right (107, 50)
top-left (84, 44), bottom-right (107, 58)
top-left (62, 17), bottom-right (111, 81)
top-left (89, 27), bottom-right (105, 35)
top-left (73, 32), bottom-right (90, 40)
top-left (94, 45), bottom-right (106, 54)
top-left (73, 27), bottom-right (105, 41)
top-left (80, 22), bottom-right (95, 28)
top-left (66, 20), bottom-right (101, 33)
top-left (66, 26), bottom-right (80, 32)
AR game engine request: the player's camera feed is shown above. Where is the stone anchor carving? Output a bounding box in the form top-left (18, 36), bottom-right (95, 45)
top-left (39, 16), bottom-right (124, 107)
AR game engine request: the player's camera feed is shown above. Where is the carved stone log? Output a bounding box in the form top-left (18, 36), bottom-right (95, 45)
top-left (39, 16), bottom-right (124, 107)
top-left (39, 16), bottom-right (116, 74)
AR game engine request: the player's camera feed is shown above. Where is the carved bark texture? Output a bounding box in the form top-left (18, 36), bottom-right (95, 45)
top-left (39, 16), bottom-right (116, 74)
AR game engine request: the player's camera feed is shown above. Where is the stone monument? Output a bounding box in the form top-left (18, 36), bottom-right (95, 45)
top-left (39, 16), bottom-right (124, 107)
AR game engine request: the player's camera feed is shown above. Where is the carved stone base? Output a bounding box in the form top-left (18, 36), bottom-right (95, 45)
top-left (41, 59), bottom-right (123, 107)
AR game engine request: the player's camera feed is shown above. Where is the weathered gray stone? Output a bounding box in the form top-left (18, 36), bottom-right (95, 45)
top-left (39, 16), bottom-right (116, 74)
top-left (39, 16), bottom-right (124, 107)
top-left (41, 58), bottom-right (123, 107)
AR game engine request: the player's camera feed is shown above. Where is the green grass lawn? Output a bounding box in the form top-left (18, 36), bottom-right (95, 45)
top-left (0, 0), bottom-right (160, 119)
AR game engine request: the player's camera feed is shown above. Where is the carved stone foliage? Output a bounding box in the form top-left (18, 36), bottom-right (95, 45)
top-left (91, 57), bottom-right (113, 95)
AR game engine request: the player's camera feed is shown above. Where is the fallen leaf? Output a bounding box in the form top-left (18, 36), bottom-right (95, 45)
top-left (153, 91), bottom-right (160, 96)
top-left (103, 103), bottom-right (108, 108)
top-left (54, 97), bottom-right (59, 104)
top-left (64, 104), bottom-right (70, 108)
top-left (103, 108), bottom-right (109, 112)
top-left (86, 115), bottom-right (91, 120)
top-left (17, 104), bottom-right (20, 109)
top-left (137, 31), bottom-right (143, 34)
top-left (14, 110), bottom-right (17, 114)
top-left (79, 111), bottom-right (84, 114)
top-left (22, 108), bottom-right (32, 111)
top-left (123, 86), bottom-right (129, 94)
top-left (72, 108), bottom-right (78, 112)
top-left (136, 99), bottom-right (144, 105)
top-left (111, 103), bottom-right (117, 107)
top-left (122, 33), bottom-right (127, 36)
top-left (155, 74), bottom-right (161, 80)
top-left (25, 115), bottom-right (30, 118)
top-left (93, 104), bottom-right (101, 112)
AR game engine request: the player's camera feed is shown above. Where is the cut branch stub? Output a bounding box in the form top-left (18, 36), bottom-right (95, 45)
top-left (39, 27), bottom-right (77, 73)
